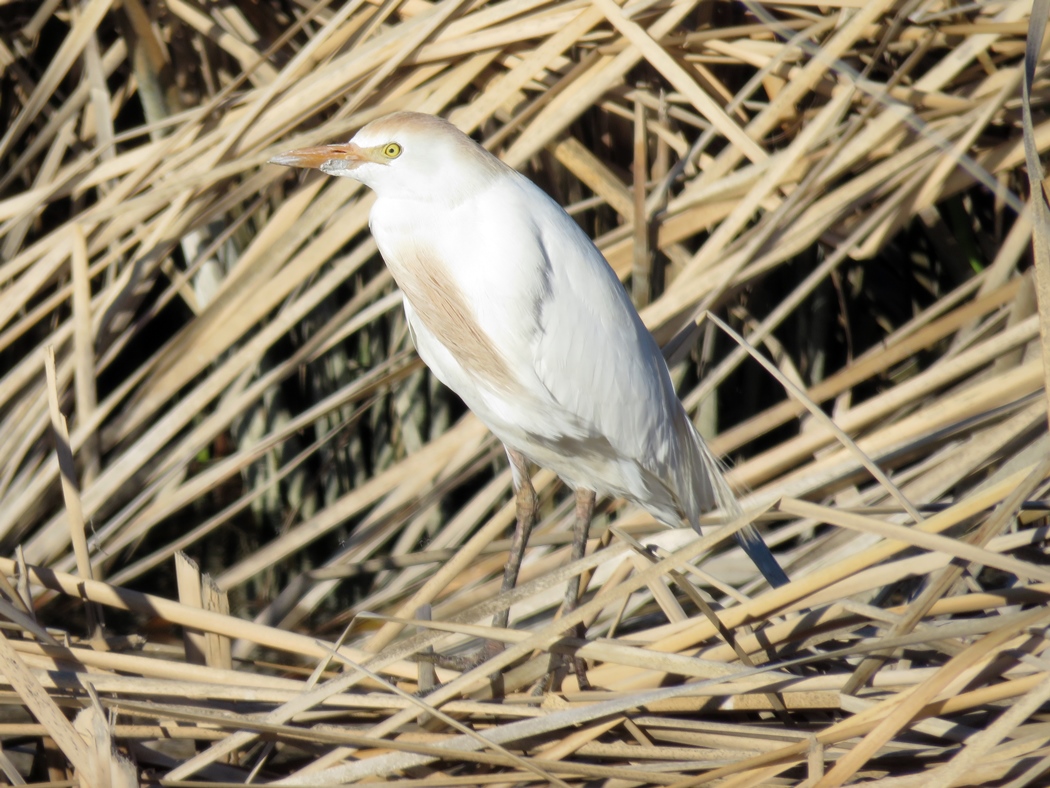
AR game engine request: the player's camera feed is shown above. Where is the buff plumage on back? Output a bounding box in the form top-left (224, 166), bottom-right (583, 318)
top-left (381, 239), bottom-right (522, 395)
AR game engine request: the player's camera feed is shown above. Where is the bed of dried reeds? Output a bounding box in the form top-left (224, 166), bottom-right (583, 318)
top-left (2, 0), bottom-right (1050, 784)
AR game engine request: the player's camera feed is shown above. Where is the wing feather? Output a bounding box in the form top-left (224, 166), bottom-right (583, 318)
top-left (518, 179), bottom-right (702, 505)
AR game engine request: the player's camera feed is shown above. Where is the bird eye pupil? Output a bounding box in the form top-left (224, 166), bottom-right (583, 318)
top-left (384, 143), bottom-right (402, 158)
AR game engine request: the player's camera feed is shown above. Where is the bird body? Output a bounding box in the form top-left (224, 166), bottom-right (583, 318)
top-left (272, 111), bottom-right (786, 587)
top-left (361, 115), bottom-right (716, 530)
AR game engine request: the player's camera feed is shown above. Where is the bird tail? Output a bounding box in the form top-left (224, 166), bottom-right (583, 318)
top-left (679, 415), bottom-right (789, 588)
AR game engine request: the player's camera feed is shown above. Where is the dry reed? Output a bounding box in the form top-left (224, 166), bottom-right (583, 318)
top-left (1, 0), bottom-right (1049, 784)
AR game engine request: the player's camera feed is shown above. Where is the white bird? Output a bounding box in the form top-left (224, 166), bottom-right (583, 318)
top-left (271, 112), bottom-right (787, 669)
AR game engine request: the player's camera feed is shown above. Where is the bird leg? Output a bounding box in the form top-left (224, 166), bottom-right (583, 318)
top-left (563, 488), bottom-right (595, 689)
top-left (563, 488), bottom-right (595, 616)
top-left (493, 449), bottom-right (538, 634)
top-left (478, 449), bottom-right (537, 690)
top-left (533, 487), bottom-right (595, 694)
top-left (421, 450), bottom-right (536, 678)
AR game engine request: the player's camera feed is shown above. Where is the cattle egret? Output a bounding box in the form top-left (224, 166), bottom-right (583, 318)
top-left (271, 112), bottom-right (788, 669)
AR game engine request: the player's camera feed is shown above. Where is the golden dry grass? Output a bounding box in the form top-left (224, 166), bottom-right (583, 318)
top-left (1, 0), bottom-right (1050, 784)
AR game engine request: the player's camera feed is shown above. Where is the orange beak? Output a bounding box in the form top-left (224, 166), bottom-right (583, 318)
top-left (269, 143), bottom-right (366, 170)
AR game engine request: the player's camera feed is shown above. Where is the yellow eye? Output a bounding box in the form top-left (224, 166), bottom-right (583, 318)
top-left (382, 142), bottom-right (402, 159)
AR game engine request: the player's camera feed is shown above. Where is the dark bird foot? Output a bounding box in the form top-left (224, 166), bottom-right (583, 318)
top-left (530, 649), bottom-right (591, 695)
top-left (413, 638), bottom-right (507, 673)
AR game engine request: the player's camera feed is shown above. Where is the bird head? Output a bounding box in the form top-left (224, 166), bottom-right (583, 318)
top-left (270, 112), bottom-right (509, 205)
